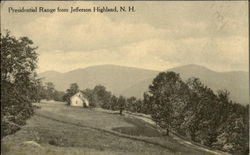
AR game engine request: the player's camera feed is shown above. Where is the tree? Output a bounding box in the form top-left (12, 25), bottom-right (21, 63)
top-left (148, 71), bottom-right (188, 136)
top-left (126, 96), bottom-right (137, 112)
top-left (185, 77), bottom-right (249, 151)
top-left (144, 72), bottom-right (248, 153)
top-left (29, 78), bottom-right (44, 103)
top-left (44, 82), bottom-right (55, 100)
top-left (186, 77), bottom-right (220, 144)
top-left (82, 88), bottom-right (95, 107)
top-left (82, 86), bottom-right (113, 108)
top-left (126, 97), bottom-right (144, 113)
top-left (1, 31), bottom-right (39, 137)
top-left (93, 85), bottom-right (112, 108)
top-left (110, 95), bottom-right (118, 110)
top-left (117, 96), bottom-right (126, 115)
top-left (217, 89), bottom-right (230, 103)
top-left (53, 90), bottom-right (65, 102)
top-left (141, 92), bottom-right (152, 114)
top-left (63, 83), bottom-right (79, 105)
top-left (69, 83), bottom-right (79, 93)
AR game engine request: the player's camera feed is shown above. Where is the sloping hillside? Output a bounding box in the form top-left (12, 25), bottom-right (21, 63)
top-left (1, 101), bottom-right (226, 155)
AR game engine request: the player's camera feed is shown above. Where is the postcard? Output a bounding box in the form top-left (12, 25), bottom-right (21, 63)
top-left (1, 1), bottom-right (249, 155)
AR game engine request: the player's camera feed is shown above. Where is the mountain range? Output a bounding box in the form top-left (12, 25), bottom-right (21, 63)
top-left (38, 64), bottom-right (249, 105)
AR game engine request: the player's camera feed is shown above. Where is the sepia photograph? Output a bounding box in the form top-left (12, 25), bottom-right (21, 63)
top-left (1, 1), bottom-right (249, 155)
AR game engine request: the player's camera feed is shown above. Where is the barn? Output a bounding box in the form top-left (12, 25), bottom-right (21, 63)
top-left (70, 92), bottom-right (89, 107)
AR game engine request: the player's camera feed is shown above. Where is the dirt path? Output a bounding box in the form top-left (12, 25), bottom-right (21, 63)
top-left (125, 112), bottom-right (230, 155)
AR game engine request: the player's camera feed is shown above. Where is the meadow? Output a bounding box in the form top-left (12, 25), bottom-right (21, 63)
top-left (1, 101), bottom-right (228, 155)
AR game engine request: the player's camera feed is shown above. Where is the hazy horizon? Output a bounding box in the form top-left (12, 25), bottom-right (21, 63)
top-left (38, 63), bottom-right (249, 74)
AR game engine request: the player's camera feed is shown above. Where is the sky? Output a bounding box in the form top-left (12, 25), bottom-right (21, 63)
top-left (1, 1), bottom-right (248, 73)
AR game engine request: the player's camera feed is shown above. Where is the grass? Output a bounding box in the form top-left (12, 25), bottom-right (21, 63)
top-left (1, 101), bottom-right (224, 155)
top-left (112, 117), bottom-right (161, 137)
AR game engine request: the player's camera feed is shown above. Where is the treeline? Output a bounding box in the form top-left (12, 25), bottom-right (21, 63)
top-left (40, 82), bottom-right (150, 116)
top-left (62, 83), bottom-right (142, 115)
top-left (34, 81), bottom-right (65, 102)
top-left (1, 31), bottom-right (40, 137)
top-left (145, 72), bottom-right (249, 154)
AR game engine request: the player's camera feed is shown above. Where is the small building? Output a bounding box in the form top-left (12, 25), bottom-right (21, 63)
top-left (70, 92), bottom-right (89, 107)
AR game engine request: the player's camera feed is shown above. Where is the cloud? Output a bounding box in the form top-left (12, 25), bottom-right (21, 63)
top-left (1, 1), bottom-right (248, 72)
top-left (38, 39), bottom-right (180, 72)
top-left (3, 2), bottom-right (167, 52)
top-left (165, 36), bottom-right (248, 71)
top-left (38, 36), bottom-right (248, 72)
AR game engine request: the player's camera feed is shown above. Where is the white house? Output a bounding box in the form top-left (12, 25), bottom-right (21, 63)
top-left (70, 92), bottom-right (89, 107)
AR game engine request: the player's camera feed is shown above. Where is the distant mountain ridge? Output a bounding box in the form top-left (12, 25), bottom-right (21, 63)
top-left (39, 64), bottom-right (249, 105)
top-left (39, 64), bottom-right (159, 96)
top-left (122, 64), bottom-right (249, 105)
top-left (39, 70), bottom-right (62, 79)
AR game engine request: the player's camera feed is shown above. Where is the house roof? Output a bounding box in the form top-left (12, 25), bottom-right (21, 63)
top-left (70, 91), bottom-right (88, 101)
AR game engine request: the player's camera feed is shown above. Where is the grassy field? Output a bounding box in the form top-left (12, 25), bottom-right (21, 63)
top-left (1, 101), bottom-right (228, 155)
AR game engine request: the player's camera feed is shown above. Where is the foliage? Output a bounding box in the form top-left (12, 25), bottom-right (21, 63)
top-left (1, 31), bottom-right (39, 137)
top-left (126, 97), bottom-right (138, 112)
top-left (145, 71), bottom-right (249, 154)
top-left (93, 85), bottom-right (112, 107)
top-left (81, 85), bottom-right (137, 115)
top-left (80, 85), bottom-right (151, 117)
top-left (44, 82), bottom-right (56, 100)
top-left (81, 85), bottom-right (112, 108)
top-left (82, 88), bottom-right (95, 107)
top-left (140, 93), bottom-right (152, 114)
top-left (34, 81), bottom-right (65, 102)
top-left (147, 72), bottom-right (189, 135)
top-left (63, 83), bottom-right (79, 105)
top-left (117, 96), bottom-right (126, 115)
top-left (53, 91), bottom-right (66, 102)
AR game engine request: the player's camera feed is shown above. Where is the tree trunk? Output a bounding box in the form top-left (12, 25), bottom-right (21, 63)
top-left (166, 128), bottom-right (169, 136)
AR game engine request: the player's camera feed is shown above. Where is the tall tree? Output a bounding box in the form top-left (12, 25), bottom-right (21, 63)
top-left (45, 82), bottom-right (55, 100)
top-left (93, 85), bottom-right (111, 107)
top-left (148, 71), bottom-right (188, 136)
top-left (1, 31), bottom-right (39, 137)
